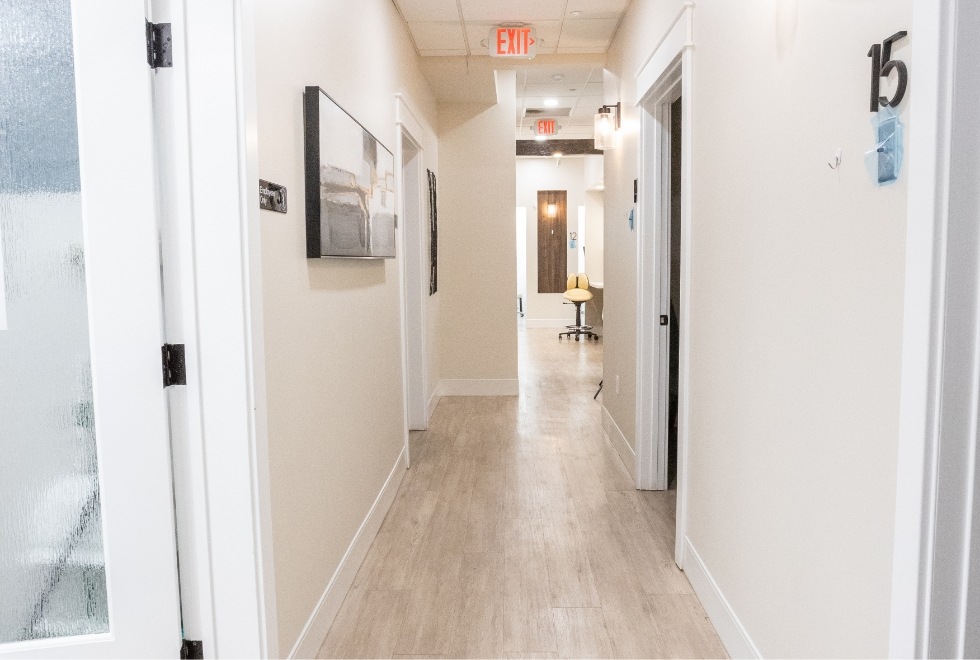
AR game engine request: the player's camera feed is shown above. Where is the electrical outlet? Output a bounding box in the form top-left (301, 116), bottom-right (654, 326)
top-left (615, 375), bottom-right (620, 394)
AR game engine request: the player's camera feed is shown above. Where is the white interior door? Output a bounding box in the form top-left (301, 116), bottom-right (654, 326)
top-left (0, 1), bottom-right (181, 657)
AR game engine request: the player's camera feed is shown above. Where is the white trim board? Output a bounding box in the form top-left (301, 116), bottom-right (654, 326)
top-left (889, 0), bottom-right (956, 656)
top-left (683, 538), bottom-right (762, 659)
top-left (635, 1), bottom-right (694, 93)
top-left (287, 447), bottom-right (408, 659)
top-left (602, 404), bottom-right (635, 482)
top-left (436, 378), bottom-right (520, 396)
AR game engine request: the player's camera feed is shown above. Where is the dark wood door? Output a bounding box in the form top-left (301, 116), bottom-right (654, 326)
top-left (537, 190), bottom-right (567, 293)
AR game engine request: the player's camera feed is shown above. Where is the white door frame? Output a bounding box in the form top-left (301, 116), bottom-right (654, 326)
top-left (396, 95), bottom-right (430, 437)
top-left (890, 0), bottom-right (980, 656)
top-left (634, 2), bottom-right (694, 568)
top-left (637, 70), bottom-right (681, 494)
top-left (152, 1), bottom-right (277, 656)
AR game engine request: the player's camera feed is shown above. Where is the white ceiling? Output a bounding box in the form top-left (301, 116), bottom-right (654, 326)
top-left (394, 1), bottom-right (627, 141)
top-left (515, 63), bottom-right (605, 140)
top-left (391, 0), bottom-right (630, 57)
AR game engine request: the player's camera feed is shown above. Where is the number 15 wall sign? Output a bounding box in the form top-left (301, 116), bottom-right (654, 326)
top-left (867, 31), bottom-right (908, 112)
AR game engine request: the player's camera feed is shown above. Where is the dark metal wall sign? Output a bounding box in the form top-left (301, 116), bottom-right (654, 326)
top-left (516, 139), bottom-right (602, 157)
top-left (867, 31), bottom-right (908, 112)
top-left (259, 179), bottom-right (287, 213)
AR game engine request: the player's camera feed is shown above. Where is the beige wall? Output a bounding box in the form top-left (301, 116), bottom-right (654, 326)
top-left (517, 156), bottom-right (604, 324)
top-left (602, 2), bottom-right (685, 447)
top-left (436, 72), bottom-right (519, 383)
top-left (606, 0), bottom-right (910, 656)
top-left (253, 0), bottom-right (437, 651)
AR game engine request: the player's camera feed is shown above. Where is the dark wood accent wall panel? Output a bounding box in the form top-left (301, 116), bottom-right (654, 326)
top-left (537, 190), bottom-right (567, 293)
top-left (517, 139), bottom-right (602, 156)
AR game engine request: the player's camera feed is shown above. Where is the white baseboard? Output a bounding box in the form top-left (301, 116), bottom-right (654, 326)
top-left (287, 447), bottom-right (407, 659)
top-left (436, 378), bottom-right (519, 396)
top-left (601, 404), bottom-right (635, 481)
top-left (525, 318), bottom-right (574, 328)
top-left (683, 538), bottom-right (762, 659)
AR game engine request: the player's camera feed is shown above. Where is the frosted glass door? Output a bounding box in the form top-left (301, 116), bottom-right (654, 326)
top-left (0, 1), bottom-right (181, 657)
top-left (0, 0), bottom-right (108, 642)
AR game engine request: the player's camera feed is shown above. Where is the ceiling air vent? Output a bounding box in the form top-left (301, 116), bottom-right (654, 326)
top-left (525, 107), bottom-right (571, 117)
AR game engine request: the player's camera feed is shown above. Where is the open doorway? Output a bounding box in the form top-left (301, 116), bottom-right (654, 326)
top-left (666, 95), bottom-right (682, 489)
top-left (636, 63), bottom-right (683, 495)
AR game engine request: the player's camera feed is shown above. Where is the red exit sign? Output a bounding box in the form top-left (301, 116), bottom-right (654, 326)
top-left (534, 119), bottom-right (559, 135)
top-left (489, 26), bottom-right (537, 59)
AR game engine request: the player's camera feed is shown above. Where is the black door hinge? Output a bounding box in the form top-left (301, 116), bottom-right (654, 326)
top-left (162, 343), bottom-right (186, 387)
top-left (180, 640), bottom-right (203, 659)
top-left (146, 20), bottom-right (173, 69)
top-left (660, 315), bottom-right (669, 326)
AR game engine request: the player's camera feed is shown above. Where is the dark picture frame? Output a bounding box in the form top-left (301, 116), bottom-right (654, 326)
top-left (304, 86), bottom-right (396, 259)
top-left (427, 169), bottom-right (438, 294)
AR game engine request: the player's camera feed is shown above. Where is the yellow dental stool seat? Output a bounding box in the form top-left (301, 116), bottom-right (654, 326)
top-left (559, 274), bottom-right (600, 341)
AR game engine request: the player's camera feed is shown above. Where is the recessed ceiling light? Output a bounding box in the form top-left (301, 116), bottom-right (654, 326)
top-left (543, 98), bottom-right (559, 107)
top-left (570, 10), bottom-right (583, 17)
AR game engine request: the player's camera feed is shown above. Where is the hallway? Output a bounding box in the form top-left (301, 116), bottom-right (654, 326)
top-left (318, 328), bottom-right (726, 658)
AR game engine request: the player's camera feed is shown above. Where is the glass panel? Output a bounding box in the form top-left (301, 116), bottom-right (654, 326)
top-left (0, 0), bottom-right (110, 643)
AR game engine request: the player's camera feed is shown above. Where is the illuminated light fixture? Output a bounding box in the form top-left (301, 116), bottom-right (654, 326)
top-left (594, 102), bottom-right (621, 150)
top-left (543, 98), bottom-right (559, 107)
top-left (534, 134), bottom-right (548, 142)
top-left (547, 203), bottom-right (558, 217)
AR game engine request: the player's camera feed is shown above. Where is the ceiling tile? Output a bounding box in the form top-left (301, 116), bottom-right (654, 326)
top-left (524, 83), bottom-right (582, 98)
top-left (419, 48), bottom-right (469, 56)
top-left (564, 0), bottom-right (629, 20)
top-left (522, 96), bottom-right (575, 112)
top-left (409, 21), bottom-right (467, 51)
top-left (394, 0), bottom-right (460, 22)
top-left (557, 45), bottom-right (610, 54)
top-left (557, 18), bottom-right (619, 49)
top-left (523, 65), bottom-right (594, 86)
top-left (459, 0), bottom-right (568, 22)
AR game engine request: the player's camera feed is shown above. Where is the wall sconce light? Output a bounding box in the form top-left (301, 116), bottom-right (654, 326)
top-left (594, 102), bottom-right (621, 150)
top-left (547, 203), bottom-right (558, 218)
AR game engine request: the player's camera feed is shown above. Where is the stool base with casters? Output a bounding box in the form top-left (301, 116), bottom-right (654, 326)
top-left (558, 274), bottom-right (600, 342)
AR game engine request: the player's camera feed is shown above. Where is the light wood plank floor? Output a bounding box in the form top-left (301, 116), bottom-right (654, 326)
top-left (318, 327), bottom-right (727, 659)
